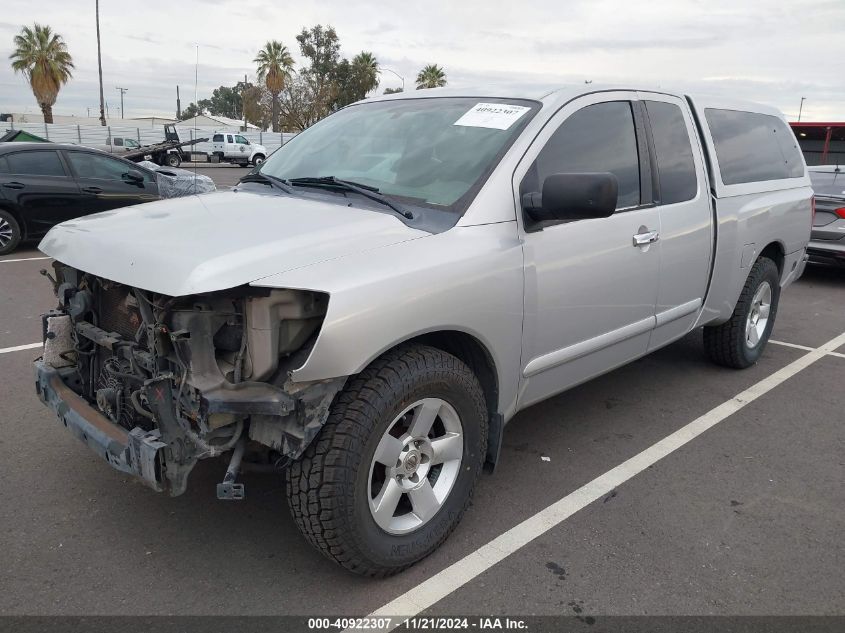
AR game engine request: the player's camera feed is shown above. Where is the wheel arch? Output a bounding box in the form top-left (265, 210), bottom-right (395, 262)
top-left (360, 329), bottom-right (504, 470)
top-left (759, 240), bottom-right (785, 277)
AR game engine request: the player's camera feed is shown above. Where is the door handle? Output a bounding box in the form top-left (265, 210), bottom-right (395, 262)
top-left (82, 186), bottom-right (103, 194)
top-left (2, 181), bottom-right (25, 190)
top-left (633, 230), bottom-right (659, 247)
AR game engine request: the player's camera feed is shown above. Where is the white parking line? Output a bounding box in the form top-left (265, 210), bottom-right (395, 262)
top-left (770, 338), bottom-right (845, 359)
top-left (0, 342), bottom-right (42, 355)
top-left (0, 256), bottom-right (51, 264)
top-left (769, 339), bottom-right (814, 352)
top-left (359, 330), bottom-right (845, 629)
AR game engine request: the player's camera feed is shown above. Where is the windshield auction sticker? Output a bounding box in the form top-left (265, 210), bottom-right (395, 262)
top-left (453, 102), bottom-right (531, 130)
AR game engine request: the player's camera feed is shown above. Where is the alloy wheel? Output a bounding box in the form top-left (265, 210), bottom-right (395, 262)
top-left (0, 217), bottom-right (13, 248)
top-left (368, 397), bottom-right (464, 535)
top-left (745, 281), bottom-right (772, 348)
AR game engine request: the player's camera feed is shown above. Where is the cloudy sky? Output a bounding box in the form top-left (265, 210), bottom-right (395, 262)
top-left (1, 0), bottom-right (843, 121)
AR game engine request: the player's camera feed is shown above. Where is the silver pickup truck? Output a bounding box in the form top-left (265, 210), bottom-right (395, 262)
top-left (34, 86), bottom-right (811, 577)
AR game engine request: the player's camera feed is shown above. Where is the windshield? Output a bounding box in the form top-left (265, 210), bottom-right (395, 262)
top-left (259, 97), bottom-right (538, 212)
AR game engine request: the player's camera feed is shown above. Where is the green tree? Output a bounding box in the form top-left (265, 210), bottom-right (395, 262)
top-left (254, 40), bottom-right (294, 132)
top-left (9, 23), bottom-right (74, 124)
top-left (296, 25), bottom-right (341, 120)
top-left (415, 64), bottom-right (447, 90)
top-left (331, 52), bottom-right (380, 109)
top-left (352, 51), bottom-right (379, 95)
top-left (383, 87), bottom-right (404, 95)
top-left (178, 99), bottom-right (211, 120)
top-left (207, 85), bottom-right (242, 119)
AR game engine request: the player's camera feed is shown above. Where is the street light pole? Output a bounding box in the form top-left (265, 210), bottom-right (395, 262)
top-left (798, 97), bottom-right (806, 122)
top-left (96, 0), bottom-right (106, 126)
top-left (382, 68), bottom-right (405, 92)
top-left (116, 87), bottom-right (128, 119)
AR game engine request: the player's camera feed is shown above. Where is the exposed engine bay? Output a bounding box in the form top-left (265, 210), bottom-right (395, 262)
top-left (36, 262), bottom-right (344, 497)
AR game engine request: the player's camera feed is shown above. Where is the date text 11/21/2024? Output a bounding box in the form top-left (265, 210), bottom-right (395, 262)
top-left (307, 616), bottom-right (529, 630)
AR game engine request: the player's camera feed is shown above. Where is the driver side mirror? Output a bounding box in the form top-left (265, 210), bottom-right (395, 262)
top-left (522, 172), bottom-right (618, 225)
top-left (124, 169), bottom-right (145, 184)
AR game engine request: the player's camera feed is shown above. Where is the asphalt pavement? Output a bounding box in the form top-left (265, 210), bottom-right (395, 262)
top-left (188, 165), bottom-right (247, 189)
top-left (0, 171), bottom-right (843, 625)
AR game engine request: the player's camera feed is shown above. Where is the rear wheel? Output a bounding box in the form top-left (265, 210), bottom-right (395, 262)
top-left (165, 153), bottom-right (181, 168)
top-left (0, 210), bottom-right (22, 256)
top-left (704, 256), bottom-right (780, 368)
top-left (287, 345), bottom-right (488, 576)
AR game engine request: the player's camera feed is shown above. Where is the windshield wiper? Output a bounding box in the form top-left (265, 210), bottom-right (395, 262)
top-left (287, 176), bottom-right (414, 219)
top-left (238, 172), bottom-right (294, 193)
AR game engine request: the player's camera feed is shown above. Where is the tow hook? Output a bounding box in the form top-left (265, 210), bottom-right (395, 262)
top-left (216, 436), bottom-right (246, 500)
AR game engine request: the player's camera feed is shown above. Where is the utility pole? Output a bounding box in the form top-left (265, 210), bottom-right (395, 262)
top-left (96, 0), bottom-right (106, 126)
top-left (798, 97), bottom-right (806, 122)
top-left (116, 87), bottom-right (128, 119)
top-left (176, 85), bottom-right (181, 120)
top-left (243, 73), bottom-right (247, 131)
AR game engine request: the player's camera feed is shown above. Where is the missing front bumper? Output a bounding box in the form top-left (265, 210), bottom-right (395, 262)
top-left (34, 360), bottom-right (168, 492)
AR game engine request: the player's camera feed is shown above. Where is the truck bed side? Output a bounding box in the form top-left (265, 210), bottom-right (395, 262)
top-left (687, 95), bottom-right (813, 326)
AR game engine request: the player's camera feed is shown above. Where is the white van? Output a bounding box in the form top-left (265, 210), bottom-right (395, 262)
top-left (210, 132), bottom-right (267, 167)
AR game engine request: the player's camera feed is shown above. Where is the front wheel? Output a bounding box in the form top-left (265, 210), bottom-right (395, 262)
top-left (287, 345), bottom-right (488, 577)
top-left (251, 154), bottom-right (265, 167)
top-left (165, 153), bottom-right (181, 168)
top-left (704, 256), bottom-right (780, 368)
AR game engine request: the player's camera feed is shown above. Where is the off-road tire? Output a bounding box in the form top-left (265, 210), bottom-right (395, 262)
top-left (704, 256), bottom-right (780, 369)
top-left (287, 344), bottom-right (488, 577)
top-left (0, 209), bottom-right (22, 256)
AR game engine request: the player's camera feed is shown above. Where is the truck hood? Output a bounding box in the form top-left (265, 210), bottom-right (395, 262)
top-left (39, 189), bottom-right (429, 296)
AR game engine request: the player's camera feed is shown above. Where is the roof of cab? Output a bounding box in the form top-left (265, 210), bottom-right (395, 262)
top-left (366, 83), bottom-right (646, 105)
top-left (362, 83), bottom-right (787, 119)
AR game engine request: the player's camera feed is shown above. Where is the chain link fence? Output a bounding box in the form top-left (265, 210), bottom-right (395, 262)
top-left (2, 121), bottom-right (297, 159)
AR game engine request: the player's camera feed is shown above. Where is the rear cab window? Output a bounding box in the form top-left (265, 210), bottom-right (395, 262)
top-left (644, 100), bottom-right (698, 204)
top-left (705, 108), bottom-right (804, 185)
top-left (212, 134), bottom-right (224, 143)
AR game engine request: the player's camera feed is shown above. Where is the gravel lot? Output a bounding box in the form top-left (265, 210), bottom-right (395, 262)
top-left (1, 168), bottom-right (843, 627)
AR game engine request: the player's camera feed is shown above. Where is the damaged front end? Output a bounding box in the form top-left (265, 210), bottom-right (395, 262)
top-left (34, 263), bottom-right (345, 497)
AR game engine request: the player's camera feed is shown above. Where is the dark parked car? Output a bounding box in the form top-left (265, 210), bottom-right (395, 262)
top-left (0, 143), bottom-right (159, 255)
top-left (808, 165), bottom-right (845, 267)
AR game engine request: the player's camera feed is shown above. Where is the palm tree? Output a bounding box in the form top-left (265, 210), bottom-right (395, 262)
top-left (254, 40), bottom-right (294, 132)
top-left (352, 51), bottom-right (379, 96)
top-left (415, 64), bottom-right (446, 90)
top-left (9, 23), bottom-right (74, 124)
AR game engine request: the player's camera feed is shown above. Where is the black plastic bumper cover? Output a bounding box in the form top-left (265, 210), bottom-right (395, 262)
top-left (34, 360), bottom-right (167, 492)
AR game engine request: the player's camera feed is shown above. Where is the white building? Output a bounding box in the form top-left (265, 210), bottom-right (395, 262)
top-left (176, 114), bottom-right (259, 131)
